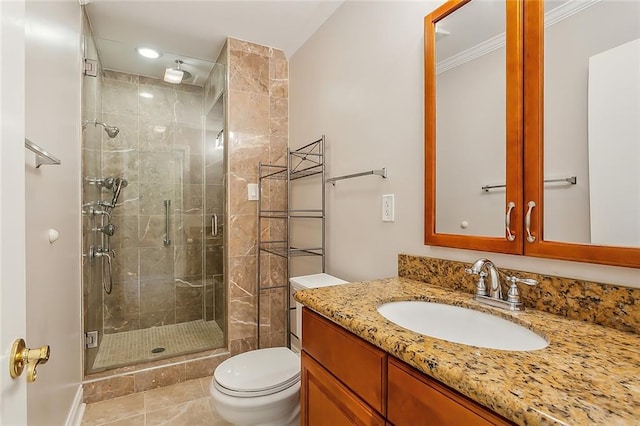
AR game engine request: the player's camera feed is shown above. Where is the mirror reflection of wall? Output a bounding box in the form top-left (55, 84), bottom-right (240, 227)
top-left (544, 0), bottom-right (640, 247)
top-left (588, 39), bottom-right (639, 247)
top-left (435, 0), bottom-right (506, 237)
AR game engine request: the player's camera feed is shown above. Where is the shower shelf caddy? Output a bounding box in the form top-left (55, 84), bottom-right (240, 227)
top-left (256, 136), bottom-right (325, 348)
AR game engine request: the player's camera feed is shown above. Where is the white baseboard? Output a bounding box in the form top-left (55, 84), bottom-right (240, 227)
top-left (65, 384), bottom-right (85, 426)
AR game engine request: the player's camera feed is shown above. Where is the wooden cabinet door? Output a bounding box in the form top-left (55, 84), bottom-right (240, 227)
top-left (387, 358), bottom-right (513, 426)
top-left (301, 351), bottom-right (386, 426)
top-left (302, 308), bottom-right (387, 414)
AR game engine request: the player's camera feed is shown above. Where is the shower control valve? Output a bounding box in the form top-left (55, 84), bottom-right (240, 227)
top-left (85, 176), bottom-right (115, 189)
top-left (88, 245), bottom-right (113, 263)
top-left (85, 206), bottom-right (111, 219)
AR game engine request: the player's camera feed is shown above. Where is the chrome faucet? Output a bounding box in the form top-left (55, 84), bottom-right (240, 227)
top-left (466, 258), bottom-right (502, 299)
top-left (465, 258), bottom-right (538, 311)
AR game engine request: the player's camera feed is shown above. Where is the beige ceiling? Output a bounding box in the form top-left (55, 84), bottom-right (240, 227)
top-left (84, 0), bottom-right (344, 81)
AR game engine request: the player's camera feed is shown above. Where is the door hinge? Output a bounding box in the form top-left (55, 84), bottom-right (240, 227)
top-left (84, 58), bottom-right (98, 77)
top-left (85, 331), bottom-right (98, 349)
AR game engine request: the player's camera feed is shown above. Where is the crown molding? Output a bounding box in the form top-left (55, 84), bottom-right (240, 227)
top-left (436, 0), bottom-right (603, 75)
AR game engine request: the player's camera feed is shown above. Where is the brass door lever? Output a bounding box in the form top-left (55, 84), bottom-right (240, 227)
top-left (9, 338), bottom-right (50, 383)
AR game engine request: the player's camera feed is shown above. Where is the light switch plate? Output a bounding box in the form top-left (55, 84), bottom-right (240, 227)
top-left (248, 183), bottom-right (259, 201)
top-left (382, 194), bottom-right (395, 222)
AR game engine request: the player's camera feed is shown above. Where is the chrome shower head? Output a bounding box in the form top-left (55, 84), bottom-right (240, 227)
top-left (164, 59), bottom-right (192, 84)
top-left (104, 125), bottom-right (120, 139)
top-left (83, 120), bottom-right (120, 139)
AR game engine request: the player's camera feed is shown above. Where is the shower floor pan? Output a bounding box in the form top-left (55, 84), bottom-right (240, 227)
top-left (92, 319), bottom-right (224, 370)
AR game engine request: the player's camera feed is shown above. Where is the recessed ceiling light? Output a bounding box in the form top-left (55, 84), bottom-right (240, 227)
top-left (139, 92), bottom-right (154, 99)
top-left (136, 47), bottom-right (161, 59)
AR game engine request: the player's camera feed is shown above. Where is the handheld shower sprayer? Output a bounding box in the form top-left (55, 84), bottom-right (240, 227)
top-left (82, 120), bottom-right (120, 139)
top-left (110, 178), bottom-right (128, 208)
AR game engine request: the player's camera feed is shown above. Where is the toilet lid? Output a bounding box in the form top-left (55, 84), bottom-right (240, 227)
top-left (214, 347), bottom-right (300, 396)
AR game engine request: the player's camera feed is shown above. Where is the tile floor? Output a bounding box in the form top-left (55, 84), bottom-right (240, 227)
top-left (93, 320), bottom-right (224, 370)
top-left (81, 377), bottom-right (231, 425)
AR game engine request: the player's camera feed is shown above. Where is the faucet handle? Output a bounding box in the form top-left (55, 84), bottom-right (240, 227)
top-left (466, 269), bottom-right (489, 297)
top-left (505, 275), bottom-right (538, 304)
top-left (465, 267), bottom-right (482, 275)
top-left (506, 276), bottom-right (538, 286)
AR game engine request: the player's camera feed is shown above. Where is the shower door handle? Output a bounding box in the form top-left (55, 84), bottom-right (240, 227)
top-left (211, 214), bottom-right (218, 237)
top-left (163, 200), bottom-right (171, 246)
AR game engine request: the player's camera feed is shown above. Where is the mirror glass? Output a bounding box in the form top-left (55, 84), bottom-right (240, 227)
top-left (543, 0), bottom-right (640, 247)
top-left (435, 0), bottom-right (506, 237)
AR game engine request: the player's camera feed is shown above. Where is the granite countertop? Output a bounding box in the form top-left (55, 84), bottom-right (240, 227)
top-left (294, 277), bottom-right (640, 425)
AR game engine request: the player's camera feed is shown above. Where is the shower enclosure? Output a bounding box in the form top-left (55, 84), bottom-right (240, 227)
top-left (81, 27), bottom-right (226, 373)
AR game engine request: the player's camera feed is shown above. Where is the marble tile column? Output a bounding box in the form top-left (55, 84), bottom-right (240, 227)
top-left (224, 38), bottom-right (289, 351)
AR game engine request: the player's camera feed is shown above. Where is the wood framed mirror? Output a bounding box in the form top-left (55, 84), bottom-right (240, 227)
top-left (425, 0), bottom-right (640, 268)
top-left (523, 0), bottom-right (640, 268)
top-left (424, 0), bottom-right (524, 254)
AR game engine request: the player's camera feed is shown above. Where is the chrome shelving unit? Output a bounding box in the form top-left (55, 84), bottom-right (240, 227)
top-left (257, 136), bottom-right (325, 348)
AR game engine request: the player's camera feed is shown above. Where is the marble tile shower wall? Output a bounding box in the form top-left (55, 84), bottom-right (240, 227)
top-left (81, 10), bottom-right (104, 371)
top-left (100, 70), bottom-right (216, 334)
top-left (225, 38), bottom-right (289, 351)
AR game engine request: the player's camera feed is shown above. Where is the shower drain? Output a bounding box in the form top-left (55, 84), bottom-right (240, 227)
top-left (151, 347), bottom-right (166, 354)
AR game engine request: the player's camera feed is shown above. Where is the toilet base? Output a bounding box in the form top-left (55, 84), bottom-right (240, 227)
top-left (210, 377), bottom-right (300, 426)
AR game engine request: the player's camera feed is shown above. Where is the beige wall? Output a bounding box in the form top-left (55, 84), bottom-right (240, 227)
top-left (25, 0), bottom-right (83, 424)
top-left (290, 1), bottom-right (639, 288)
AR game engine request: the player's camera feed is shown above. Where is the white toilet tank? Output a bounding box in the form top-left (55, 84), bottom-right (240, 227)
top-left (289, 273), bottom-right (348, 351)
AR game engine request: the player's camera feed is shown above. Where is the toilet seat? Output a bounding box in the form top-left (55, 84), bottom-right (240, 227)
top-left (214, 347), bottom-right (300, 398)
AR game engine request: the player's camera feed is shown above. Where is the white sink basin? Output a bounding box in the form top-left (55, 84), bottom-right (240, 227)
top-left (377, 301), bottom-right (548, 351)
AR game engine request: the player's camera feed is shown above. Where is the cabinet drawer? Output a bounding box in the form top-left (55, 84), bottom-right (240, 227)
top-left (302, 308), bottom-right (387, 415)
top-left (387, 358), bottom-right (513, 426)
top-left (301, 352), bottom-right (386, 426)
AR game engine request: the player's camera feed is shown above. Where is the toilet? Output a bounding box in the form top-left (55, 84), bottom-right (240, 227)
top-left (210, 273), bottom-right (348, 425)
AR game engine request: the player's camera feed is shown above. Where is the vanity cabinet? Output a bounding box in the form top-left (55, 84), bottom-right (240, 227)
top-left (424, 0), bottom-right (640, 268)
top-left (301, 308), bottom-right (513, 425)
top-left (387, 358), bottom-right (511, 426)
top-left (301, 352), bottom-right (385, 426)
top-left (301, 305), bottom-right (387, 416)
